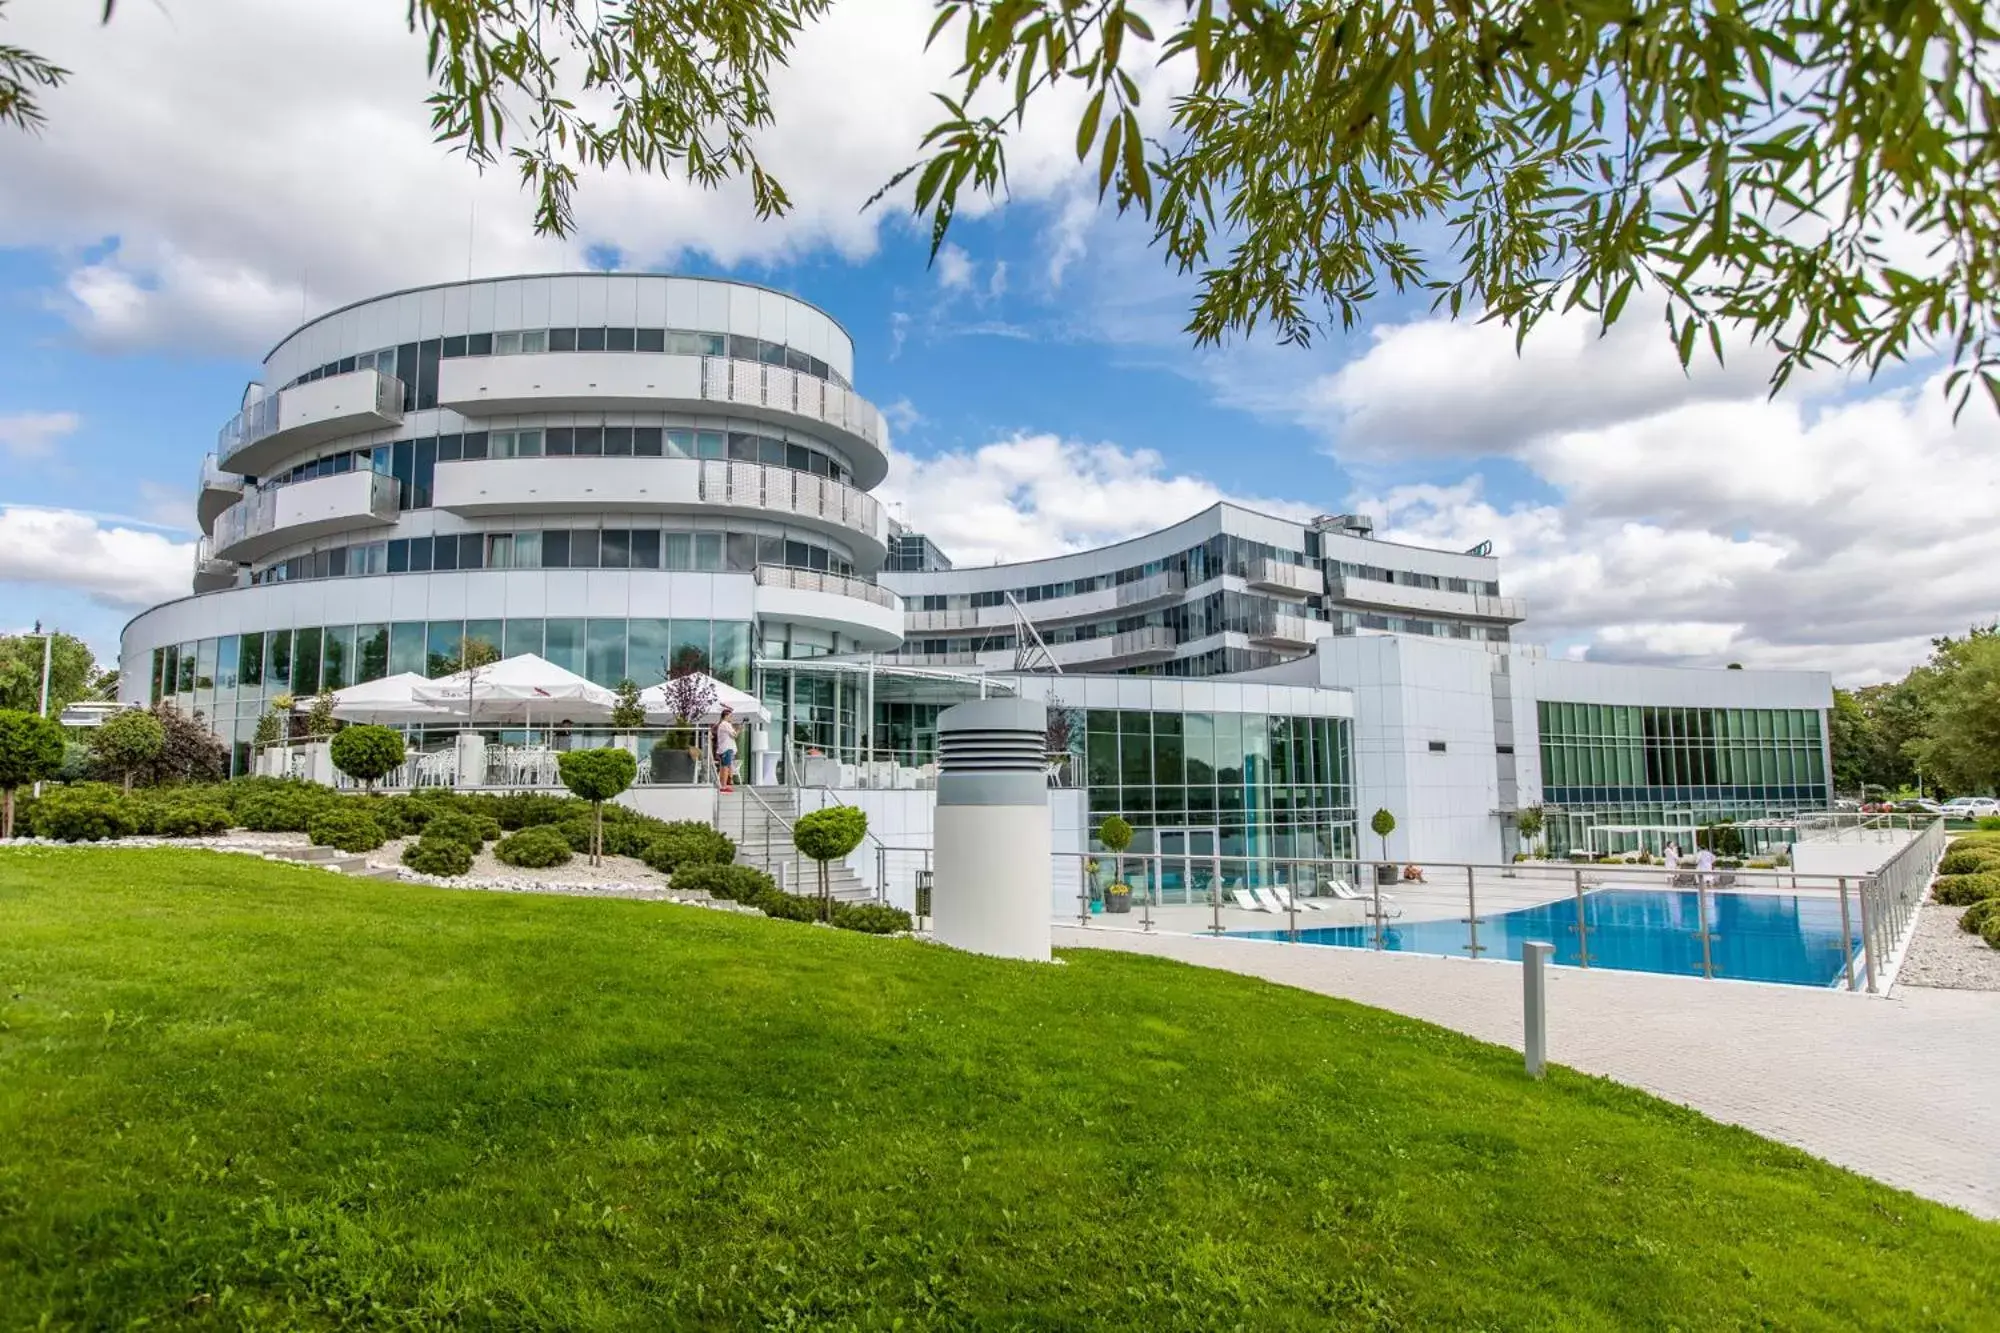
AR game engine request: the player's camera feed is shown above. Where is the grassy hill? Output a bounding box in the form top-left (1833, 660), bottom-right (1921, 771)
top-left (1, 847), bottom-right (1995, 1329)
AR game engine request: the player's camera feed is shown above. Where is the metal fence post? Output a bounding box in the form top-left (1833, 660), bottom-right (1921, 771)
top-left (1372, 871), bottom-right (1385, 950)
top-left (1837, 876), bottom-right (1856, 992)
top-left (1857, 876), bottom-right (1878, 993)
top-left (1522, 941), bottom-right (1552, 1078)
top-left (1696, 880), bottom-right (1715, 979)
top-left (1287, 879), bottom-right (1298, 943)
top-left (876, 845), bottom-right (886, 904)
top-left (1211, 846), bottom-right (1224, 935)
top-left (1143, 855), bottom-right (1156, 933)
top-left (1078, 860), bottom-right (1090, 927)
top-left (1571, 866), bottom-right (1589, 968)
top-left (1464, 864), bottom-right (1484, 957)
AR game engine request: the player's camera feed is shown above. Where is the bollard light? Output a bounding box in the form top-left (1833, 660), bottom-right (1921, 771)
top-left (932, 698), bottom-right (1051, 962)
top-left (1522, 940), bottom-right (1553, 1078)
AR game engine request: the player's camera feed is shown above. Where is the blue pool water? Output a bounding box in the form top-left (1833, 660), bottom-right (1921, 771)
top-left (1234, 888), bottom-right (1861, 987)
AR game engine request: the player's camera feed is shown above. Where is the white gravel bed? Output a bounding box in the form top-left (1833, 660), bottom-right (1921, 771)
top-left (1897, 901), bottom-right (2000, 992)
top-left (368, 835), bottom-right (711, 901)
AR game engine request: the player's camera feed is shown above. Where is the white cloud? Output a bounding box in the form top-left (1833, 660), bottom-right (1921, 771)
top-left (935, 243), bottom-right (975, 291)
top-left (0, 0), bottom-right (1145, 355)
top-left (0, 410), bottom-right (80, 460)
top-left (877, 432), bottom-right (1318, 567)
top-left (0, 506), bottom-right (195, 610)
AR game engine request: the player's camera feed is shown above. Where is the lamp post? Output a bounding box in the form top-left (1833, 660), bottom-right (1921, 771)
top-left (24, 624), bottom-right (54, 797)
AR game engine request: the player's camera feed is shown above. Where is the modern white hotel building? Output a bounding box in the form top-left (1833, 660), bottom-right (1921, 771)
top-left (122, 274), bottom-right (1834, 870)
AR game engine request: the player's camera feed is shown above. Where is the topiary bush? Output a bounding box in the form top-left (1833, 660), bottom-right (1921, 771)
top-left (235, 782), bottom-right (337, 832)
top-left (1932, 872), bottom-right (2000, 906)
top-left (667, 862), bottom-right (774, 902)
top-left (794, 805), bottom-right (868, 918)
top-left (488, 791), bottom-right (582, 830)
top-left (331, 724), bottom-right (407, 791)
top-left (1937, 848), bottom-right (2000, 876)
top-left (402, 833), bottom-right (474, 877)
top-left (1959, 896), bottom-right (2000, 936)
top-left (144, 801), bottom-right (232, 838)
top-left (831, 902), bottom-right (915, 935)
top-left (423, 810), bottom-right (502, 846)
top-left (495, 824), bottom-right (574, 869)
top-left (309, 807), bottom-right (387, 853)
top-left (641, 822), bottom-right (736, 875)
top-left (1946, 832), bottom-right (2000, 853)
top-left (752, 886), bottom-right (820, 922)
top-left (1982, 912), bottom-right (2000, 951)
top-left (29, 784), bottom-right (137, 842)
top-left (556, 747), bottom-right (638, 865)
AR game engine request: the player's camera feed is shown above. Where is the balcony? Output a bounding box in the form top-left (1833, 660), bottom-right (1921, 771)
top-left (196, 453), bottom-right (243, 534)
top-left (752, 565), bottom-right (904, 650)
top-left (217, 369), bottom-right (405, 477)
top-left (1113, 569), bottom-right (1188, 609)
top-left (191, 536), bottom-right (238, 594)
top-left (436, 353), bottom-right (889, 487)
top-left (1247, 611), bottom-right (1331, 650)
top-left (211, 469), bottom-right (400, 564)
top-left (1244, 557), bottom-right (1324, 600)
top-left (1329, 574), bottom-right (1525, 623)
top-left (696, 461), bottom-right (887, 563)
top-left (1047, 625), bottom-right (1179, 669)
top-left (905, 607), bottom-right (984, 633)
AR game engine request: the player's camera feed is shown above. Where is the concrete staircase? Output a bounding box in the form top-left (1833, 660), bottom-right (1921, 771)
top-left (266, 843), bottom-right (401, 881)
top-left (715, 787), bottom-right (875, 904)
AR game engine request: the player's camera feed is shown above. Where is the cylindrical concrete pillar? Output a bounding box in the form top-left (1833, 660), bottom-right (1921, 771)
top-left (933, 698), bottom-right (1050, 962)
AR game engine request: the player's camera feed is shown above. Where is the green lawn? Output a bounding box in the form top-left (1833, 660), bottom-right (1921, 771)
top-left (1, 850), bottom-right (1995, 1330)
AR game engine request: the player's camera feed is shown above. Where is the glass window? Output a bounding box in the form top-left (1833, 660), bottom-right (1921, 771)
top-left (603, 425), bottom-right (632, 457)
top-left (292, 627), bottom-right (322, 696)
top-left (574, 425), bottom-right (604, 456)
top-left (459, 533), bottom-right (484, 570)
top-left (669, 620), bottom-right (711, 675)
top-left (215, 635), bottom-right (239, 692)
top-left (664, 532), bottom-right (692, 570)
top-left (320, 625), bottom-right (352, 692)
top-left (513, 531), bottom-right (542, 568)
top-left (570, 529), bottom-right (600, 568)
top-left (546, 426), bottom-right (574, 457)
top-left (263, 629), bottom-right (291, 691)
top-left (427, 621), bottom-right (467, 677)
top-left (431, 533), bottom-right (457, 571)
top-left (486, 532), bottom-right (515, 569)
top-left (462, 430), bottom-right (489, 460)
top-left (712, 622), bottom-right (751, 690)
top-left (696, 430), bottom-right (726, 459)
top-left (634, 426), bottom-right (663, 457)
top-left (350, 624), bottom-right (385, 683)
top-left (544, 618), bottom-right (586, 676)
top-left (628, 618), bottom-right (673, 685)
top-left (495, 330), bottom-right (522, 355)
top-left (664, 429), bottom-right (693, 458)
top-left (521, 329), bottom-right (548, 354)
top-left (436, 432), bottom-right (462, 462)
top-left (194, 637), bottom-right (218, 692)
top-left (585, 619), bottom-right (627, 686)
top-left (600, 529), bottom-right (630, 569)
top-left (725, 532), bottom-right (756, 571)
top-left (629, 529), bottom-right (660, 569)
top-left (695, 533), bottom-right (723, 571)
top-left (389, 621), bottom-right (426, 677)
top-left (543, 529), bottom-right (571, 568)
top-left (502, 618), bottom-right (543, 659)
top-left (550, 326), bottom-right (578, 352)
top-left (635, 327), bottom-right (665, 353)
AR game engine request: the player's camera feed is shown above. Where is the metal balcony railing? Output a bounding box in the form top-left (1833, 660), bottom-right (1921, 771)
top-left (696, 460), bottom-right (883, 545)
top-left (699, 356), bottom-right (884, 450)
top-left (752, 564), bottom-right (903, 613)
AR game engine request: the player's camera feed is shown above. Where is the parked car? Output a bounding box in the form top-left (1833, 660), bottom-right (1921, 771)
top-left (1894, 798), bottom-right (1944, 815)
top-left (1942, 796), bottom-right (2000, 817)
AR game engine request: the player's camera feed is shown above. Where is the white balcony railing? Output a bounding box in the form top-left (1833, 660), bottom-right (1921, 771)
top-left (1328, 574), bottom-right (1524, 623)
top-left (1245, 557), bottom-right (1325, 599)
top-left (1114, 569), bottom-right (1188, 608)
top-left (217, 370), bottom-right (404, 474)
top-left (752, 564), bottom-right (903, 613)
top-left (701, 356), bottom-right (884, 451)
top-left (191, 536), bottom-right (238, 592)
top-left (1247, 611), bottom-right (1331, 649)
top-left (696, 460), bottom-right (883, 548)
top-left (212, 469), bottom-right (400, 563)
top-left (905, 607), bottom-right (985, 632)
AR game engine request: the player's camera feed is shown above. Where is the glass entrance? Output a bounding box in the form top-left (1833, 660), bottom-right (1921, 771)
top-left (1158, 827), bottom-right (1218, 906)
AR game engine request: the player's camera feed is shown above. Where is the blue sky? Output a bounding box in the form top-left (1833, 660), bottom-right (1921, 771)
top-left (1, 0), bottom-right (1993, 686)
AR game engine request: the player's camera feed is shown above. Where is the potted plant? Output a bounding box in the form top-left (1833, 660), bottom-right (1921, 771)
top-left (1369, 808), bottom-right (1398, 885)
top-left (1084, 856), bottom-right (1103, 909)
top-left (648, 657), bottom-right (716, 785)
top-left (1098, 816), bottom-right (1134, 913)
top-left (1045, 707), bottom-right (1080, 787)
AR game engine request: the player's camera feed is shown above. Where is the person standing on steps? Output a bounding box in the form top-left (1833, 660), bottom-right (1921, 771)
top-left (714, 706), bottom-right (738, 792)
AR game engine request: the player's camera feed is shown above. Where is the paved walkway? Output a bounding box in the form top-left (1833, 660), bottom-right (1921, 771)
top-left (1054, 923), bottom-right (2000, 1220)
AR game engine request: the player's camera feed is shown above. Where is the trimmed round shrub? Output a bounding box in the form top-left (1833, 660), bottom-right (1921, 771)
top-left (641, 822), bottom-right (736, 875)
top-left (29, 784), bottom-right (137, 842)
top-left (1983, 913), bottom-right (2000, 951)
top-left (669, 862), bottom-right (774, 902)
top-left (145, 802), bottom-right (232, 838)
top-left (495, 824), bottom-right (574, 869)
top-left (423, 810), bottom-right (502, 846)
top-left (753, 887), bottom-right (820, 922)
top-left (402, 834), bottom-right (474, 877)
top-left (236, 783), bottom-right (335, 833)
top-left (330, 725), bottom-right (407, 788)
top-left (308, 807), bottom-right (387, 853)
top-left (832, 902), bottom-right (915, 935)
top-left (1937, 848), bottom-right (2000, 876)
top-left (1932, 872), bottom-right (2000, 906)
top-left (1947, 832), bottom-right (2000, 853)
top-left (1959, 896), bottom-right (2000, 936)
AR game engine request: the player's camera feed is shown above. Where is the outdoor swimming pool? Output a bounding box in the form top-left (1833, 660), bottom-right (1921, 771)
top-left (1234, 888), bottom-right (1862, 987)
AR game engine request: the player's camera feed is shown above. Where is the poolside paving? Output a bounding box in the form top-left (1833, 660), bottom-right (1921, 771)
top-left (1053, 922), bottom-right (2000, 1221)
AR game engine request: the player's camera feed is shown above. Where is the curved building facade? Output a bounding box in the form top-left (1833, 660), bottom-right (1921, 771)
top-left (124, 274), bottom-right (904, 771)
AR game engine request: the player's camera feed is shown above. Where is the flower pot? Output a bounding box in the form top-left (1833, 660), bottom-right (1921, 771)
top-left (1374, 863), bottom-right (1398, 886)
top-left (1104, 884), bottom-right (1133, 914)
top-left (650, 748), bottom-right (697, 785)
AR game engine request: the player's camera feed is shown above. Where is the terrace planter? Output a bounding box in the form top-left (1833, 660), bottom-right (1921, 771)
top-left (1104, 884), bottom-right (1133, 914)
top-left (650, 748), bottom-right (698, 785)
top-left (1375, 863), bottom-right (1399, 887)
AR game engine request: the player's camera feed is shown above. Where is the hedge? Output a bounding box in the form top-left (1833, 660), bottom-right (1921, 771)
top-left (141, 801), bottom-right (232, 838)
top-left (1932, 873), bottom-right (2000, 906)
top-left (422, 810), bottom-right (503, 846)
top-left (641, 823), bottom-right (736, 875)
top-left (309, 808), bottom-right (387, 853)
top-left (667, 863), bottom-right (773, 902)
top-left (494, 825), bottom-right (574, 869)
top-left (402, 833), bottom-right (474, 877)
top-left (1936, 848), bottom-right (2000, 877)
top-left (830, 902), bottom-right (915, 935)
top-left (29, 784), bottom-right (138, 842)
top-left (1959, 896), bottom-right (2000, 936)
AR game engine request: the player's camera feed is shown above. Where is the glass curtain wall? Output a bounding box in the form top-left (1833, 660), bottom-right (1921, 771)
top-left (1536, 701), bottom-right (1831, 854)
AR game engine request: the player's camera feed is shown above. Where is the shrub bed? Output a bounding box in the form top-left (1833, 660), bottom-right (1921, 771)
top-left (422, 811), bottom-right (503, 846)
top-left (308, 808), bottom-right (387, 853)
top-left (494, 825), bottom-right (574, 869)
top-left (402, 833), bottom-right (474, 877)
top-left (668, 863), bottom-right (772, 902)
top-left (831, 902), bottom-right (915, 935)
top-left (29, 784), bottom-right (137, 842)
top-left (641, 823), bottom-right (736, 875)
top-left (141, 800), bottom-right (232, 838)
top-left (1931, 872), bottom-right (2000, 906)
top-left (1959, 896), bottom-right (2000, 936)
top-left (1936, 848), bottom-right (2000, 876)
top-left (234, 783), bottom-right (337, 833)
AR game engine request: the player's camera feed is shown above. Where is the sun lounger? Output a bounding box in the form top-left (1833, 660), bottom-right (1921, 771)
top-left (1230, 888), bottom-right (1269, 913)
top-left (1270, 885), bottom-right (1325, 913)
top-left (1326, 878), bottom-right (1363, 900)
top-left (1252, 887), bottom-right (1288, 914)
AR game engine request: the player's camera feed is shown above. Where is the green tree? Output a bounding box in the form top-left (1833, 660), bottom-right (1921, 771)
top-left (1830, 688), bottom-right (1869, 793)
top-left (611, 678), bottom-right (647, 731)
top-left (1514, 805), bottom-right (1545, 857)
top-left (8, 4), bottom-right (1999, 400)
top-left (1906, 631), bottom-right (2000, 797)
top-left (306, 692), bottom-right (340, 739)
top-left (0, 630), bottom-right (95, 717)
top-left (1096, 814), bottom-right (1133, 890)
top-left (794, 805), bottom-right (867, 922)
top-left (1370, 808), bottom-right (1397, 865)
top-left (331, 725), bottom-right (408, 793)
top-left (558, 747), bottom-right (638, 865)
top-left (0, 709), bottom-right (65, 839)
top-left (89, 709), bottom-right (165, 794)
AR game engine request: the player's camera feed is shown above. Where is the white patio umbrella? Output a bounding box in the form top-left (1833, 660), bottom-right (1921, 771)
top-left (412, 652), bottom-right (617, 724)
top-left (320, 672), bottom-right (456, 724)
top-left (637, 672), bottom-right (769, 725)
